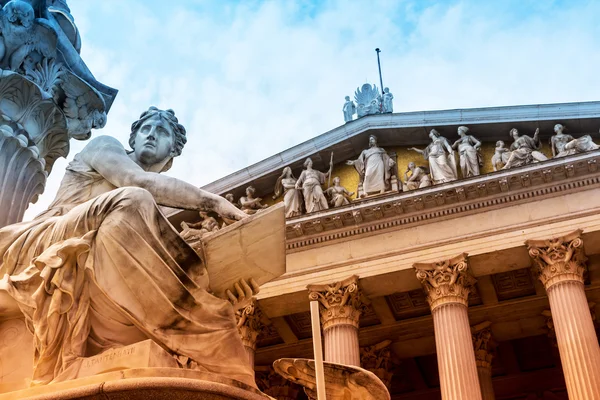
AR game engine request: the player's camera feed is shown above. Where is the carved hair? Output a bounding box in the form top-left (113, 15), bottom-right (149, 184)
top-left (369, 134), bottom-right (378, 142)
top-left (509, 128), bottom-right (519, 137)
top-left (303, 157), bottom-right (313, 168)
top-left (458, 126), bottom-right (469, 135)
top-left (273, 166), bottom-right (296, 199)
top-left (430, 129), bottom-right (441, 138)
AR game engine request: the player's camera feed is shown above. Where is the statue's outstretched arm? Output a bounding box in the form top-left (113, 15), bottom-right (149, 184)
top-left (81, 136), bottom-right (246, 221)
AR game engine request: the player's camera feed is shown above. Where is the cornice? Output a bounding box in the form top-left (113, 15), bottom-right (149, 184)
top-left (286, 151), bottom-right (600, 250)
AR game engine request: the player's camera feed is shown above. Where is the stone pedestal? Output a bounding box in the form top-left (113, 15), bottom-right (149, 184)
top-left (235, 298), bottom-right (268, 372)
top-left (472, 322), bottom-right (496, 400)
top-left (307, 276), bottom-right (367, 367)
top-left (527, 230), bottom-right (600, 400)
top-left (414, 254), bottom-right (482, 400)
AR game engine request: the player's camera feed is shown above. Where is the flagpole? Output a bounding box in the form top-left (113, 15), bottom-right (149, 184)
top-left (375, 48), bottom-right (384, 112)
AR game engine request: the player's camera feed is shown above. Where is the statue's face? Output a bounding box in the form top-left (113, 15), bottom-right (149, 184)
top-left (369, 136), bottom-right (377, 147)
top-left (333, 177), bottom-right (340, 185)
top-left (132, 116), bottom-right (175, 167)
top-left (511, 130), bottom-right (519, 139)
top-left (408, 162), bottom-right (415, 170)
top-left (246, 187), bottom-right (255, 197)
top-left (554, 124), bottom-right (563, 133)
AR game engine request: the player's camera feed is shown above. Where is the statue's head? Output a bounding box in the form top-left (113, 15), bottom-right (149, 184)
top-left (129, 107), bottom-right (186, 172)
top-left (408, 161), bottom-right (416, 170)
top-left (245, 186), bottom-right (256, 197)
top-left (457, 126), bottom-right (469, 136)
top-left (303, 157), bottom-right (313, 168)
top-left (345, 96), bottom-right (350, 101)
top-left (368, 134), bottom-right (378, 147)
top-left (496, 140), bottom-right (505, 148)
top-left (509, 128), bottom-right (519, 139)
top-left (429, 129), bottom-right (440, 140)
top-left (384, 87), bottom-right (389, 93)
top-left (333, 176), bottom-right (341, 185)
top-left (225, 193), bottom-right (235, 203)
top-left (554, 124), bottom-right (564, 133)
top-left (4, 1), bottom-right (35, 29)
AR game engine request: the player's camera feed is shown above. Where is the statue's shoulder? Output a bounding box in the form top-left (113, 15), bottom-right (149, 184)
top-left (82, 135), bottom-right (125, 152)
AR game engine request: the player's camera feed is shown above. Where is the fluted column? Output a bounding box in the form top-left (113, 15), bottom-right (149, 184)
top-left (414, 253), bottom-right (482, 400)
top-left (472, 321), bottom-right (496, 400)
top-left (307, 275), bottom-right (367, 366)
top-left (360, 340), bottom-right (394, 390)
top-left (527, 230), bottom-right (600, 399)
top-left (235, 298), bottom-right (267, 373)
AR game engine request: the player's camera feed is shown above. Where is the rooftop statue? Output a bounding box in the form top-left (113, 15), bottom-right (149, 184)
top-left (325, 176), bottom-right (354, 207)
top-left (354, 83), bottom-right (381, 118)
top-left (346, 134), bottom-right (396, 197)
top-left (491, 140), bottom-right (510, 171)
top-left (550, 123), bottom-right (599, 158)
top-left (451, 126), bottom-right (482, 178)
top-left (273, 166), bottom-right (303, 218)
top-left (295, 157), bottom-right (330, 214)
top-left (502, 128), bottom-right (548, 170)
top-left (409, 129), bottom-right (458, 184)
top-left (0, 107), bottom-right (258, 387)
top-left (0, 0), bottom-right (117, 227)
top-left (403, 162), bottom-right (432, 191)
top-left (382, 87), bottom-right (393, 113)
top-left (239, 185), bottom-right (268, 214)
top-left (343, 95), bottom-right (356, 123)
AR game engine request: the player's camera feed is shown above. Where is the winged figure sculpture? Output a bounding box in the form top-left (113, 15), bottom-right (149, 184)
top-left (354, 83), bottom-right (381, 118)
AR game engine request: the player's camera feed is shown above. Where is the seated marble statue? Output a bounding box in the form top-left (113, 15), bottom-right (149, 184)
top-left (502, 128), bottom-right (548, 170)
top-left (325, 177), bottom-right (354, 207)
top-left (180, 211), bottom-right (222, 253)
top-left (491, 140), bottom-right (510, 171)
top-left (0, 107), bottom-right (257, 387)
top-left (404, 162), bottom-right (432, 190)
top-left (239, 185), bottom-right (268, 214)
top-left (550, 124), bottom-right (599, 158)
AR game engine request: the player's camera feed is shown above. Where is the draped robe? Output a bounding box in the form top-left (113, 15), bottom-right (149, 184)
top-left (351, 146), bottom-right (394, 194)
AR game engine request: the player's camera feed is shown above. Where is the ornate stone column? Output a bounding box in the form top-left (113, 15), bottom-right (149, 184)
top-left (235, 298), bottom-right (267, 372)
top-left (414, 254), bottom-right (482, 400)
top-left (307, 275), bottom-right (367, 367)
top-left (472, 321), bottom-right (496, 400)
top-left (527, 230), bottom-right (600, 399)
top-left (360, 340), bottom-right (394, 390)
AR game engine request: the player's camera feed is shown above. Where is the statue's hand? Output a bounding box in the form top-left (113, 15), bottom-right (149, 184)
top-left (226, 278), bottom-right (260, 311)
top-left (218, 201), bottom-right (247, 222)
top-left (346, 160), bottom-right (354, 166)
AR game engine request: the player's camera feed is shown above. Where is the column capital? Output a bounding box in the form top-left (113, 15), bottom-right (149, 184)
top-left (526, 229), bottom-right (587, 289)
top-left (360, 340), bottom-right (394, 389)
top-left (307, 275), bottom-right (368, 330)
top-left (235, 298), bottom-right (267, 351)
top-left (413, 253), bottom-right (476, 310)
top-left (471, 321), bottom-right (495, 369)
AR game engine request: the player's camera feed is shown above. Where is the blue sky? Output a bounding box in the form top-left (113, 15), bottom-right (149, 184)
top-left (25, 0), bottom-right (600, 218)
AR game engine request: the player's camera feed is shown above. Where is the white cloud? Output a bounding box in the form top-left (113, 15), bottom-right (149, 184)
top-left (23, 0), bottom-right (600, 219)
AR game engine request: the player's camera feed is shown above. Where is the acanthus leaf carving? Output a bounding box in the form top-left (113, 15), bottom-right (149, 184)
top-left (471, 321), bottom-right (495, 369)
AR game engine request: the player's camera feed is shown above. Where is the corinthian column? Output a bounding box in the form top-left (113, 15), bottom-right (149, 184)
top-left (414, 254), bottom-right (482, 400)
top-left (307, 275), bottom-right (367, 367)
top-left (472, 322), bottom-right (495, 400)
top-left (527, 230), bottom-right (600, 399)
top-left (235, 298), bottom-right (267, 372)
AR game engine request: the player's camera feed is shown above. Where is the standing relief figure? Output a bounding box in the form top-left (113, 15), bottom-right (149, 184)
top-left (409, 129), bottom-right (458, 184)
top-left (295, 157), bottom-right (331, 214)
top-left (343, 96), bottom-right (356, 123)
top-left (273, 166), bottom-right (303, 218)
top-left (502, 128), bottom-right (548, 170)
top-left (491, 141), bottom-right (511, 171)
top-left (550, 124), bottom-right (599, 158)
top-left (451, 126), bottom-right (482, 178)
top-left (346, 134), bottom-right (396, 197)
top-left (325, 177), bottom-right (354, 207)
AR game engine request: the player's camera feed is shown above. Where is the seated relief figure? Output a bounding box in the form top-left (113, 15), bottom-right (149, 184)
top-left (295, 157), bottom-right (331, 214)
top-left (0, 107), bottom-right (257, 387)
top-left (491, 140), bottom-right (511, 171)
top-left (180, 211), bottom-right (222, 253)
top-left (451, 126), bottom-right (482, 178)
top-left (346, 134), bottom-right (396, 197)
top-left (404, 162), bottom-right (432, 190)
top-left (273, 166), bottom-right (303, 218)
top-left (409, 129), bottom-right (458, 184)
top-left (502, 128), bottom-right (548, 169)
top-left (550, 123), bottom-right (599, 158)
top-left (239, 185), bottom-right (268, 214)
top-left (325, 177), bottom-right (355, 207)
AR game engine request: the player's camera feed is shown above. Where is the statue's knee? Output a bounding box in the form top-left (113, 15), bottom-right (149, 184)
top-left (115, 187), bottom-right (156, 210)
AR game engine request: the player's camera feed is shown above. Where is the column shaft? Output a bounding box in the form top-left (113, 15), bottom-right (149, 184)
top-left (433, 303), bottom-right (483, 400)
top-left (547, 281), bottom-right (600, 398)
top-left (324, 324), bottom-right (360, 366)
top-left (477, 366), bottom-right (495, 400)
